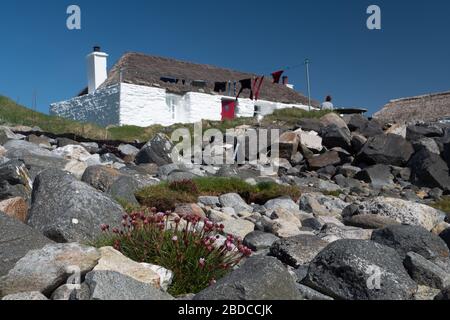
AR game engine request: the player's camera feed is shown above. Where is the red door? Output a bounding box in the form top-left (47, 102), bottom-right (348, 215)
top-left (221, 99), bottom-right (236, 120)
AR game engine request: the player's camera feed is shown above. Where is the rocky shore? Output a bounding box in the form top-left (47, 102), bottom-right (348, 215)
top-left (0, 112), bottom-right (449, 300)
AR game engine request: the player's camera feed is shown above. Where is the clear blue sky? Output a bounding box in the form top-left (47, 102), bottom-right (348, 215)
top-left (1, 0), bottom-right (449, 116)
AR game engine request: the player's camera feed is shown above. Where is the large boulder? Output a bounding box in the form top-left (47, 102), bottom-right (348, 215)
top-left (194, 255), bottom-right (302, 300)
top-left (135, 133), bottom-right (176, 166)
top-left (219, 193), bottom-right (252, 214)
top-left (277, 131), bottom-right (300, 160)
top-left (4, 140), bottom-right (68, 170)
top-left (269, 235), bottom-right (329, 268)
top-left (346, 115), bottom-right (383, 137)
top-left (0, 197), bottom-right (28, 222)
top-left (93, 247), bottom-right (160, 288)
top-left (408, 148), bottom-right (450, 192)
top-left (0, 160), bottom-right (32, 202)
top-left (0, 127), bottom-right (20, 145)
top-left (304, 239), bottom-right (418, 300)
top-left (84, 270), bottom-right (173, 300)
top-left (357, 134), bottom-right (414, 166)
top-left (320, 113), bottom-right (348, 130)
top-left (243, 231), bottom-right (280, 252)
top-left (307, 151), bottom-right (342, 170)
top-left (355, 164), bottom-right (394, 188)
top-left (28, 169), bottom-right (124, 243)
top-left (404, 252), bottom-right (450, 290)
top-left (0, 213), bottom-right (53, 277)
top-left (2, 291), bottom-right (49, 300)
top-left (349, 197), bottom-right (443, 231)
top-left (371, 225), bottom-right (450, 263)
top-left (321, 125), bottom-right (352, 150)
top-left (0, 243), bottom-right (100, 297)
top-left (406, 125), bottom-right (444, 141)
top-left (81, 166), bottom-right (124, 192)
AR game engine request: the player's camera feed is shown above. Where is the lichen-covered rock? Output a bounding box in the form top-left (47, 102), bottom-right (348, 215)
top-left (28, 169), bottom-right (124, 242)
top-left (0, 243), bottom-right (100, 297)
top-left (304, 239), bottom-right (418, 300)
top-left (194, 255), bottom-right (302, 300)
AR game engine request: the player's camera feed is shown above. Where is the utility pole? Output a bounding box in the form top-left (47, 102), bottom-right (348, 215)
top-left (305, 59), bottom-right (312, 111)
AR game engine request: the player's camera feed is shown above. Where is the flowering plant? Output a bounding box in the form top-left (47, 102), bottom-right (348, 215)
top-left (97, 208), bottom-right (251, 296)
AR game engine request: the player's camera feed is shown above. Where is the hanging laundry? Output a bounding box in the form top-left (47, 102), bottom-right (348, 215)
top-left (253, 76), bottom-right (265, 101)
top-left (236, 78), bottom-right (253, 99)
top-left (271, 70), bottom-right (284, 84)
top-left (214, 82), bottom-right (227, 93)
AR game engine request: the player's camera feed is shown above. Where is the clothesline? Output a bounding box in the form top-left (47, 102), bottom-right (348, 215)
top-left (119, 59), bottom-right (309, 100)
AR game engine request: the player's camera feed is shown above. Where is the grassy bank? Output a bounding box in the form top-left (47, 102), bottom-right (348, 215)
top-left (1, 95), bottom-right (332, 142)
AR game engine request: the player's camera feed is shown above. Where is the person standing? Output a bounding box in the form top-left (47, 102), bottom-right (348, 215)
top-left (321, 95), bottom-right (334, 110)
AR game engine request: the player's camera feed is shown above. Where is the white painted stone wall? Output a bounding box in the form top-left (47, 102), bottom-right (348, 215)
top-left (50, 84), bottom-right (120, 127)
top-left (119, 83), bottom-right (311, 127)
top-left (51, 82), bottom-right (312, 128)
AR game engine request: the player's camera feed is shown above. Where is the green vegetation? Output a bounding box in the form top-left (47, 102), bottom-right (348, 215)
top-left (432, 196), bottom-right (450, 215)
top-left (94, 210), bottom-right (251, 296)
top-left (136, 177), bottom-right (302, 211)
top-left (1, 95), bottom-right (332, 142)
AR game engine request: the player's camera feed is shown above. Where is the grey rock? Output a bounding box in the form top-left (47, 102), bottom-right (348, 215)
top-left (0, 126), bottom-right (20, 145)
top-left (0, 243), bottom-right (100, 297)
top-left (264, 197), bottom-right (299, 212)
top-left (413, 138), bottom-right (441, 154)
top-left (157, 164), bottom-right (180, 178)
top-left (355, 164), bottom-right (394, 189)
top-left (409, 148), bottom-right (450, 192)
top-left (404, 252), bottom-right (450, 289)
top-left (351, 197), bottom-right (443, 231)
top-left (0, 213), bottom-right (53, 277)
top-left (28, 169), bottom-right (124, 243)
top-left (304, 239), bottom-right (418, 300)
top-left (435, 287), bottom-right (450, 300)
top-left (440, 228), bottom-right (450, 250)
top-left (51, 283), bottom-right (91, 300)
top-left (406, 125), bottom-right (443, 141)
top-left (2, 291), bottom-right (48, 300)
top-left (371, 224), bottom-right (450, 263)
top-left (296, 284), bottom-right (334, 300)
top-left (321, 124), bottom-right (352, 151)
top-left (118, 144), bottom-right (139, 157)
top-left (135, 133), bottom-right (176, 166)
top-left (107, 175), bottom-right (143, 206)
top-left (219, 193), bottom-right (252, 214)
top-left (85, 270), bottom-right (173, 300)
top-left (243, 231), bottom-right (280, 251)
top-left (270, 234), bottom-right (329, 267)
top-left (198, 196), bottom-right (220, 207)
top-left (317, 223), bottom-right (373, 242)
top-left (81, 165), bottom-right (124, 192)
top-left (307, 151), bottom-right (342, 170)
top-left (337, 165), bottom-right (362, 178)
top-left (344, 214), bottom-right (400, 230)
top-left (357, 134), bottom-right (414, 166)
top-left (194, 255), bottom-right (302, 300)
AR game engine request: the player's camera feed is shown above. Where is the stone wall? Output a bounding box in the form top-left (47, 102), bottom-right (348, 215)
top-left (50, 85), bottom-right (120, 127)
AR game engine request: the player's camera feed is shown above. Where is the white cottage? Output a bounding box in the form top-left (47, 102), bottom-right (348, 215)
top-left (50, 47), bottom-right (316, 127)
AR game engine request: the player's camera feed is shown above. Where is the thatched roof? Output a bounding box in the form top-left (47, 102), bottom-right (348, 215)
top-left (374, 91), bottom-right (450, 124)
top-left (90, 52), bottom-right (317, 106)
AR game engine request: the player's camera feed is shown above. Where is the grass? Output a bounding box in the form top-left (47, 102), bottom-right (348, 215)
top-left (432, 196), bottom-right (450, 215)
top-left (136, 177), bottom-right (302, 211)
top-left (1, 95), bottom-right (333, 142)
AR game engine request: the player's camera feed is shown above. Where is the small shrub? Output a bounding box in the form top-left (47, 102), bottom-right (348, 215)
top-left (250, 182), bottom-right (302, 204)
top-left (135, 184), bottom-right (197, 212)
top-left (169, 179), bottom-right (199, 194)
top-left (432, 196), bottom-right (450, 214)
top-left (95, 209), bottom-right (251, 296)
top-left (136, 178), bottom-right (302, 209)
top-left (194, 177), bottom-right (254, 196)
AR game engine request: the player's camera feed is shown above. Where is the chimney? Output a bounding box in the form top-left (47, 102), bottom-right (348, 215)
top-left (282, 76), bottom-right (295, 89)
top-left (87, 46), bottom-right (109, 94)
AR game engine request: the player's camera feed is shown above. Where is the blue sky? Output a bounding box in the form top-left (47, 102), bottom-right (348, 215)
top-left (1, 0), bottom-right (449, 116)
